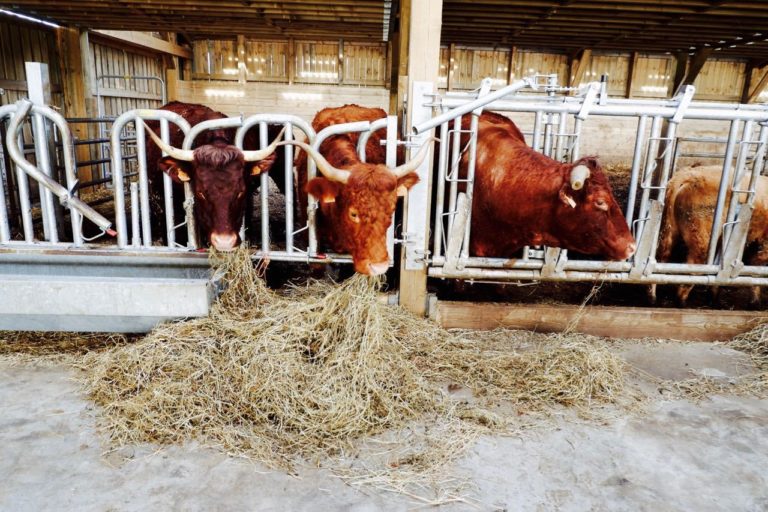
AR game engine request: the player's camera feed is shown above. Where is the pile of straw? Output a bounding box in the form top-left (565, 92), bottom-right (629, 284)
top-left (0, 330), bottom-right (130, 365)
top-left (74, 248), bottom-right (629, 499)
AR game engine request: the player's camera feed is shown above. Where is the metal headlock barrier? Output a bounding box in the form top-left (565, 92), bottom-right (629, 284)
top-left (412, 74), bottom-right (768, 288)
top-left (0, 99), bottom-right (400, 266)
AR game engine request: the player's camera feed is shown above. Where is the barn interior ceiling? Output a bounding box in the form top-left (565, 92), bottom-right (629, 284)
top-left (3, 0), bottom-right (768, 63)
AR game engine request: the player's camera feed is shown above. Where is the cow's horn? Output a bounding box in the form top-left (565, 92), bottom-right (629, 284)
top-left (142, 121), bottom-right (194, 162)
top-left (570, 164), bottom-right (591, 190)
top-left (242, 127), bottom-right (286, 162)
top-left (391, 137), bottom-right (439, 178)
top-left (277, 140), bottom-right (351, 184)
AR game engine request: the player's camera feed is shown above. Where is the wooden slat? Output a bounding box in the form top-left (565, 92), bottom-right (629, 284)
top-left (433, 301), bottom-right (768, 342)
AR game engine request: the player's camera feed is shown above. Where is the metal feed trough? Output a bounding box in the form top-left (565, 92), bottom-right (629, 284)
top-left (411, 75), bottom-right (768, 289)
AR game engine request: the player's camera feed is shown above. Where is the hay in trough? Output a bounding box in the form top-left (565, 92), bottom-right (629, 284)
top-left (77, 247), bottom-right (631, 500)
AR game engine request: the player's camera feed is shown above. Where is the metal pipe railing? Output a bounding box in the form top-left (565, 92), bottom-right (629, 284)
top-left (6, 100), bottom-right (113, 239)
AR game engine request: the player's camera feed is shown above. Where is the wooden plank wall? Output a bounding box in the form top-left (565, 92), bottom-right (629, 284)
top-left (89, 38), bottom-right (165, 117)
top-left (175, 80), bottom-right (389, 123)
top-left (437, 46), bottom-right (755, 102)
top-left (0, 18), bottom-right (63, 107)
top-left (192, 38), bottom-right (388, 87)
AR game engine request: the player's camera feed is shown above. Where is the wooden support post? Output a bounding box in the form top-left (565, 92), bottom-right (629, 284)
top-left (568, 48), bottom-right (592, 88)
top-left (390, 0), bottom-right (412, 117)
top-left (672, 48), bottom-right (712, 97)
top-left (237, 35), bottom-right (247, 84)
top-left (447, 43), bottom-right (455, 91)
top-left (287, 37), bottom-right (295, 86)
top-left (398, 0), bottom-right (442, 316)
top-left (338, 38), bottom-right (344, 85)
top-left (746, 65), bottom-right (768, 103)
top-left (507, 45), bottom-right (517, 86)
top-left (741, 60), bottom-right (755, 104)
top-left (165, 58), bottom-right (179, 102)
top-left (626, 51), bottom-right (638, 98)
top-left (55, 27), bottom-right (93, 183)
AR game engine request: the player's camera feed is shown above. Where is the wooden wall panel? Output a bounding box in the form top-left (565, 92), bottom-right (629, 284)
top-left (89, 39), bottom-right (164, 116)
top-left (0, 18), bottom-right (62, 107)
top-left (176, 80), bottom-right (388, 122)
top-left (343, 42), bottom-right (387, 86)
top-left (582, 52), bottom-right (630, 96)
top-left (294, 41), bottom-right (339, 84)
top-left (693, 59), bottom-right (746, 101)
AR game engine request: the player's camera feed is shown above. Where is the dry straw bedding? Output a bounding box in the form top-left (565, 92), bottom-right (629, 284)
top-left (1, 246), bottom-right (767, 502)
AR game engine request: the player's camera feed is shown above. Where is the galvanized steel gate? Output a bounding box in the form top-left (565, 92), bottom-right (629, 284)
top-left (407, 75), bottom-right (768, 290)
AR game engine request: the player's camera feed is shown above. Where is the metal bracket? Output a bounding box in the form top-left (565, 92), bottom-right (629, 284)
top-left (444, 193), bottom-right (470, 273)
top-left (629, 200), bottom-right (663, 279)
top-left (576, 82), bottom-right (600, 121)
top-left (541, 247), bottom-right (567, 278)
top-left (717, 204), bottom-right (753, 280)
top-left (671, 85), bottom-right (695, 124)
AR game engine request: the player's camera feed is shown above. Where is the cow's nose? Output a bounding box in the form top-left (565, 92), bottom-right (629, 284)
top-left (211, 232), bottom-right (238, 252)
top-left (367, 261), bottom-right (389, 276)
top-left (625, 242), bottom-right (637, 259)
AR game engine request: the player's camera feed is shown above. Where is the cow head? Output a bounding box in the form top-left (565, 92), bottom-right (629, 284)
top-left (554, 157), bottom-right (636, 261)
top-left (145, 123), bottom-right (283, 251)
top-left (281, 139), bottom-right (434, 275)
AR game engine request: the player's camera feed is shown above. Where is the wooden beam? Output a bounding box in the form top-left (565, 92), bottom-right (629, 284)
top-left (399, 0), bottom-right (442, 317)
top-left (91, 30), bottom-right (192, 59)
top-left (433, 301), bottom-right (767, 342)
top-left (568, 48), bottom-right (592, 87)
top-left (626, 51), bottom-right (638, 98)
top-left (447, 43), bottom-right (455, 91)
top-left (507, 45), bottom-right (517, 85)
top-left (746, 66), bottom-right (768, 103)
top-left (672, 47), bottom-right (712, 96)
top-left (55, 27), bottom-right (92, 183)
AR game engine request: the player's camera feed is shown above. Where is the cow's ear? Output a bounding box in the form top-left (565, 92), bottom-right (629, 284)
top-left (558, 185), bottom-right (577, 208)
top-left (306, 177), bottom-right (342, 204)
top-left (158, 157), bottom-right (192, 183)
top-left (247, 152), bottom-right (278, 177)
top-left (396, 172), bottom-right (420, 197)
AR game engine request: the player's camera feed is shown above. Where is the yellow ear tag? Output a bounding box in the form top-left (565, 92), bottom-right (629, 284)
top-left (251, 167), bottom-right (262, 176)
top-left (176, 168), bottom-right (191, 182)
top-left (322, 196), bottom-right (336, 204)
top-left (396, 185), bottom-right (408, 197)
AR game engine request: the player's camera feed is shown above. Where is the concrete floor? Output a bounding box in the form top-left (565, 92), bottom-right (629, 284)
top-left (1, 341), bottom-right (767, 512)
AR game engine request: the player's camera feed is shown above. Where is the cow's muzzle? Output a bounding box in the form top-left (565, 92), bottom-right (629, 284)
top-left (210, 232), bottom-right (238, 252)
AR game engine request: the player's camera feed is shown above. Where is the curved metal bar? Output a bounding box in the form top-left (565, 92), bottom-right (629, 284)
top-left (182, 115), bottom-right (244, 150)
top-left (7, 100), bottom-right (113, 235)
top-left (110, 108), bottom-right (191, 248)
top-left (0, 104), bottom-right (17, 243)
top-left (356, 117), bottom-right (387, 163)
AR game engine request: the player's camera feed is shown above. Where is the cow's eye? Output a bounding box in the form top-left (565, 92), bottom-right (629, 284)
top-left (349, 208), bottom-right (360, 223)
top-left (595, 199), bottom-right (608, 211)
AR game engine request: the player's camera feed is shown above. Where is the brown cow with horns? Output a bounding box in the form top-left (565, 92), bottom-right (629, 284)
top-left (144, 101), bottom-right (284, 251)
top-left (458, 112), bottom-right (636, 260)
top-left (282, 104), bottom-right (433, 276)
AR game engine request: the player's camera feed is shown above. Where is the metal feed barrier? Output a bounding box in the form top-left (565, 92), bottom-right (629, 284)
top-left (409, 75), bottom-right (768, 289)
top-left (2, 66), bottom-right (768, 330)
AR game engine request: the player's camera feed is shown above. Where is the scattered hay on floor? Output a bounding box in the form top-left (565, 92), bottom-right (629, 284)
top-left (74, 247), bottom-right (631, 503)
top-left (732, 321), bottom-right (768, 371)
top-left (0, 331), bottom-right (131, 366)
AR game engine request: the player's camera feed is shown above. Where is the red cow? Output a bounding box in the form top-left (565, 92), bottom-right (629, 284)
top-left (144, 101), bottom-right (284, 251)
top-left (457, 111), bottom-right (636, 261)
top-left (284, 104), bottom-right (433, 276)
top-left (655, 164), bottom-right (768, 307)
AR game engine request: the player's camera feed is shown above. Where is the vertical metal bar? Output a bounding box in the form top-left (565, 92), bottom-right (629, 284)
top-left (307, 145), bottom-right (318, 257)
top-left (706, 119), bottom-right (741, 265)
top-left (625, 115), bottom-right (648, 225)
top-left (461, 112), bottom-right (481, 259)
top-left (133, 118), bottom-right (152, 247)
top-left (160, 119), bottom-right (176, 247)
top-left (184, 181), bottom-right (197, 249)
top-left (130, 181), bottom-right (141, 247)
top-left (110, 118), bottom-right (128, 248)
top-left (570, 118), bottom-right (583, 161)
top-left (531, 111), bottom-right (543, 152)
top-left (447, 116), bottom-right (461, 234)
top-left (432, 119), bottom-right (450, 259)
top-left (31, 112), bottom-right (57, 242)
top-left (543, 115), bottom-right (553, 157)
top-left (259, 121), bottom-right (270, 252)
top-left (385, 115), bottom-right (397, 260)
top-left (0, 151), bottom-right (9, 242)
top-left (15, 132), bottom-right (34, 241)
top-left (284, 121), bottom-right (295, 253)
top-left (745, 124), bottom-right (768, 204)
top-left (723, 120), bottom-right (754, 247)
top-left (634, 115), bottom-right (663, 239)
top-left (555, 112), bottom-right (568, 161)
